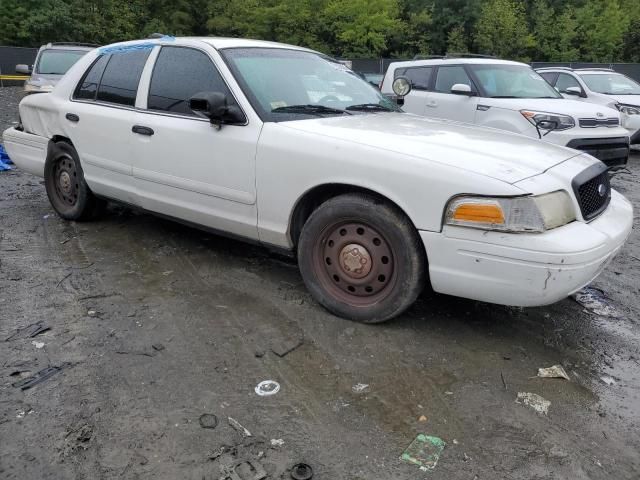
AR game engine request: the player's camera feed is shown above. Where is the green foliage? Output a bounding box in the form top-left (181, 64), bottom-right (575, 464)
top-left (0, 0), bottom-right (638, 62)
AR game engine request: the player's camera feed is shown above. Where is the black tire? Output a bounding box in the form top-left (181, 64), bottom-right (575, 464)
top-left (44, 141), bottom-right (105, 221)
top-left (297, 193), bottom-right (426, 323)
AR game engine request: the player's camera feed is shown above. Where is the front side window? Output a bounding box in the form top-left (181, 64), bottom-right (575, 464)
top-left (221, 47), bottom-right (399, 122)
top-left (434, 66), bottom-right (473, 93)
top-left (469, 64), bottom-right (561, 99)
top-left (36, 49), bottom-right (87, 75)
top-left (555, 73), bottom-right (582, 94)
top-left (578, 73), bottom-right (640, 95)
top-left (538, 72), bottom-right (559, 85)
top-left (148, 46), bottom-right (235, 116)
top-left (96, 49), bottom-right (151, 106)
top-left (395, 66), bottom-right (433, 90)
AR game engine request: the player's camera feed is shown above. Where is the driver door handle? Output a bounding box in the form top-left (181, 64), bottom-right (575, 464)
top-left (132, 125), bottom-right (154, 136)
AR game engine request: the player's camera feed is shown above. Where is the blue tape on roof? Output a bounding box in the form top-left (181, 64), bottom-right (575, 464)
top-left (98, 36), bottom-right (175, 55)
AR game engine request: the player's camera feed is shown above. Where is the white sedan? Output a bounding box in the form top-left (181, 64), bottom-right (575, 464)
top-left (3, 37), bottom-right (633, 323)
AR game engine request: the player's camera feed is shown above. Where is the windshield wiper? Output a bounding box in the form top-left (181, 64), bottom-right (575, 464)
top-left (346, 103), bottom-right (395, 112)
top-left (271, 104), bottom-right (351, 116)
top-left (489, 95), bottom-right (519, 98)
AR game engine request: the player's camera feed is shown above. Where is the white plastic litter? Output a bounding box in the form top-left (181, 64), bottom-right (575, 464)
top-left (31, 341), bottom-right (44, 349)
top-left (516, 392), bottom-right (550, 415)
top-left (352, 383), bottom-right (369, 393)
top-left (537, 365), bottom-right (570, 381)
top-left (255, 380), bottom-right (280, 396)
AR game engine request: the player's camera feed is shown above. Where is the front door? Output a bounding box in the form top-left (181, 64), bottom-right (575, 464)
top-left (395, 65), bottom-right (434, 115)
top-left (131, 46), bottom-right (261, 240)
top-left (426, 65), bottom-right (479, 123)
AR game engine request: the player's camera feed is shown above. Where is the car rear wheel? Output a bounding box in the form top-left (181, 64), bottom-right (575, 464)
top-left (298, 193), bottom-right (426, 323)
top-left (44, 141), bottom-right (105, 221)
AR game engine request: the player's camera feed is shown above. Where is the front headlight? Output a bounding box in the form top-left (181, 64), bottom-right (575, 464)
top-left (520, 110), bottom-right (575, 131)
top-left (445, 191), bottom-right (576, 233)
top-left (615, 103), bottom-right (640, 115)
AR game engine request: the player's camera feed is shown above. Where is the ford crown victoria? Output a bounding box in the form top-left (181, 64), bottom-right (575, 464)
top-left (2, 37), bottom-right (633, 322)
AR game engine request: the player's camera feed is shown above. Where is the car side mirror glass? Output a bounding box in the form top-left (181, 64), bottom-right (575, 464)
top-left (451, 83), bottom-right (475, 96)
top-left (189, 92), bottom-right (245, 128)
top-left (16, 64), bottom-right (32, 75)
top-left (564, 86), bottom-right (583, 97)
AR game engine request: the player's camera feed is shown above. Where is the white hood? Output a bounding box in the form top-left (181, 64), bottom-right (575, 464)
top-left (482, 97), bottom-right (621, 118)
top-left (280, 113), bottom-right (581, 184)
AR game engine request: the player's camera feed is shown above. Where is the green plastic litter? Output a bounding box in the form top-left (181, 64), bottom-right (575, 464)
top-left (400, 434), bottom-right (446, 471)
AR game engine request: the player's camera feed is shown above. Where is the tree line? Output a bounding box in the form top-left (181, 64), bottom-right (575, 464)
top-left (1, 0), bottom-right (639, 62)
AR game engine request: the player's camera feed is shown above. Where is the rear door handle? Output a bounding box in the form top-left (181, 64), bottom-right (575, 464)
top-left (132, 125), bottom-right (154, 136)
top-left (65, 113), bottom-right (79, 122)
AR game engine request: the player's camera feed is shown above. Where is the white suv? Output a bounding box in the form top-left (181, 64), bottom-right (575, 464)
top-left (382, 57), bottom-right (630, 169)
top-left (536, 67), bottom-right (640, 147)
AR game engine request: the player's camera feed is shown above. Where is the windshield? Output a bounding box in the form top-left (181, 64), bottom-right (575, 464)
top-left (469, 64), bottom-right (562, 99)
top-left (221, 48), bottom-right (399, 121)
top-left (36, 49), bottom-right (87, 75)
top-left (578, 73), bottom-right (640, 95)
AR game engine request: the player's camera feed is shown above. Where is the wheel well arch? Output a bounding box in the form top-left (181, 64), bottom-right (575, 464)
top-left (288, 183), bottom-right (419, 247)
top-left (51, 135), bottom-right (74, 146)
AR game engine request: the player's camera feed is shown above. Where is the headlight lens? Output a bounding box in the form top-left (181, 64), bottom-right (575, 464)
top-left (615, 103), bottom-right (640, 115)
top-left (520, 110), bottom-right (575, 131)
top-left (445, 191), bottom-right (575, 233)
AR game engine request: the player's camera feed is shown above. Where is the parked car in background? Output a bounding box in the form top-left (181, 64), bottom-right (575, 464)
top-left (382, 57), bottom-right (630, 169)
top-left (16, 42), bottom-right (97, 94)
top-left (3, 37), bottom-right (633, 322)
top-left (536, 67), bottom-right (640, 147)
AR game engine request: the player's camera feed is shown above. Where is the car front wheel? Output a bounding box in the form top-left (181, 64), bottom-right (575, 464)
top-left (298, 193), bottom-right (426, 323)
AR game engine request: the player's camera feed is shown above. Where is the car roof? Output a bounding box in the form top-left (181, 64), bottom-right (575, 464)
top-left (95, 37), bottom-right (317, 54)
top-left (388, 58), bottom-right (527, 68)
top-left (40, 42), bottom-right (98, 51)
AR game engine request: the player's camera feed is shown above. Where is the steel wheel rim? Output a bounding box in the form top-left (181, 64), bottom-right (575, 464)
top-left (52, 154), bottom-right (79, 207)
top-left (313, 220), bottom-right (396, 306)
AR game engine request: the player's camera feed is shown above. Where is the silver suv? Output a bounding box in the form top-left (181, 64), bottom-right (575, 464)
top-left (16, 42), bottom-right (97, 94)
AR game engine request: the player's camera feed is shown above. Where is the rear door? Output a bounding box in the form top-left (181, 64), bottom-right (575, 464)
top-left (394, 66), bottom-right (434, 115)
top-left (68, 48), bottom-right (152, 203)
top-left (425, 65), bottom-right (479, 123)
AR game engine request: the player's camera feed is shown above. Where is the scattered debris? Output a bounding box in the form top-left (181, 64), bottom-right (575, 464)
top-left (228, 417), bottom-right (252, 437)
top-left (452, 439), bottom-right (459, 445)
top-left (31, 340), bottom-right (45, 349)
top-left (352, 383), bottom-right (369, 393)
top-left (255, 380), bottom-right (280, 396)
top-left (221, 459), bottom-right (267, 480)
top-left (162, 270), bottom-right (173, 276)
top-left (600, 376), bottom-right (616, 386)
top-left (56, 272), bottom-right (73, 288)
top-left (537, 365), bottom-right (570, 381)
top-left (572, 287), bottom-right (620, 318)
top-left (444, 391), bottom-right (453, 395)
top-left (207, 445), bottom-right (228, 460)
top-left (152, 343), bottom-right (165, 351)
top-left (501, 372), bottom-right (507, 390)
top-left (400, 434), bottom-right (446, 472)
top-left (254, 349), bottom-right (266, 358)
top-left (270, 438), bottom-right (285, 447)
top-left (11, 364), bottom-right (70, 390)
top-left (271, 336), bottom-right (303, 357)
top-left (5, 321), bottom-right (50, 341)
top-left (87, 309), bottom-right (97, 317)
top-left (199, 413), bottom-right (219, 429)
top-left (418, 415), bottom-right (427, 422)
top-left (516, 392), bottom-right (550, 415)
top-left (290, 463), bottom-right (313, 480)
top-left (16, 409), bottom-right (33, 418)
top-left (115, 349), bottom-right (156, 357)
top-left (62, 422), bottom-right (94, 456)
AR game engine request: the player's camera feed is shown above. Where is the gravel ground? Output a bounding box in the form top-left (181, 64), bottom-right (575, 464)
top-left (1, 86), bottom-right (639, 479)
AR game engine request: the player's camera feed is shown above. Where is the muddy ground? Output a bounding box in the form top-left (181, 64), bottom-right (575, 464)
top-left (1, 86), bottom-right (639, 479)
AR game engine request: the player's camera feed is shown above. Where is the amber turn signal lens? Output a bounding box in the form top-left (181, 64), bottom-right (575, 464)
top-left (452, 203), bottom-right (505, 224)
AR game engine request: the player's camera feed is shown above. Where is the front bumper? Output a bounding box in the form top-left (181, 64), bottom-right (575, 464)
top-left (566, 136), bottom-right (629, 169)
top-left (420, 190), bottom-right (632, 307)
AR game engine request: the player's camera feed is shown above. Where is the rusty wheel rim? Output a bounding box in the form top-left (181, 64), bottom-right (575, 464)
top-left (313, 221), bottom-right (396, 306)
top-left (53, 154), bottom-right (79, 207)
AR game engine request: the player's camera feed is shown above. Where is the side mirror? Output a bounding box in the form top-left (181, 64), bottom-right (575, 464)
top-left (189, 92), bottom-right (245, 128)
top-left (451, 83), bottom-right (475, 96)
top-left (16, 64), bottom-right (32, 75)
top-left (564, 86), bottom-right (584, 97)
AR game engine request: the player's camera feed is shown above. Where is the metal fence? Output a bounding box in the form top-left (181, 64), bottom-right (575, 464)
top-left (0, 46), bottom-right (37, 86)
top-left (350, 58), bottom-right (640, 83)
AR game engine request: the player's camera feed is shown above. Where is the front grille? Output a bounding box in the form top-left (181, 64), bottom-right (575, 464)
top-left (572, 166), bottom-right (611, 220)
top-left (579, 118), bottom-right (620, 128)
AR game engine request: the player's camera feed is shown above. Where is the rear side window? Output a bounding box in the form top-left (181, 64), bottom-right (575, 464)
top-left (148, 46), bottom-right (234, 116)
top-left (74, 54), bottom-right (110, 100)
top-left (96, 49), bottom-right (151, 106)
top-left (395, 66), bottom-right (433, 90)
top-left (434, 66), bottom-right (473, 93)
